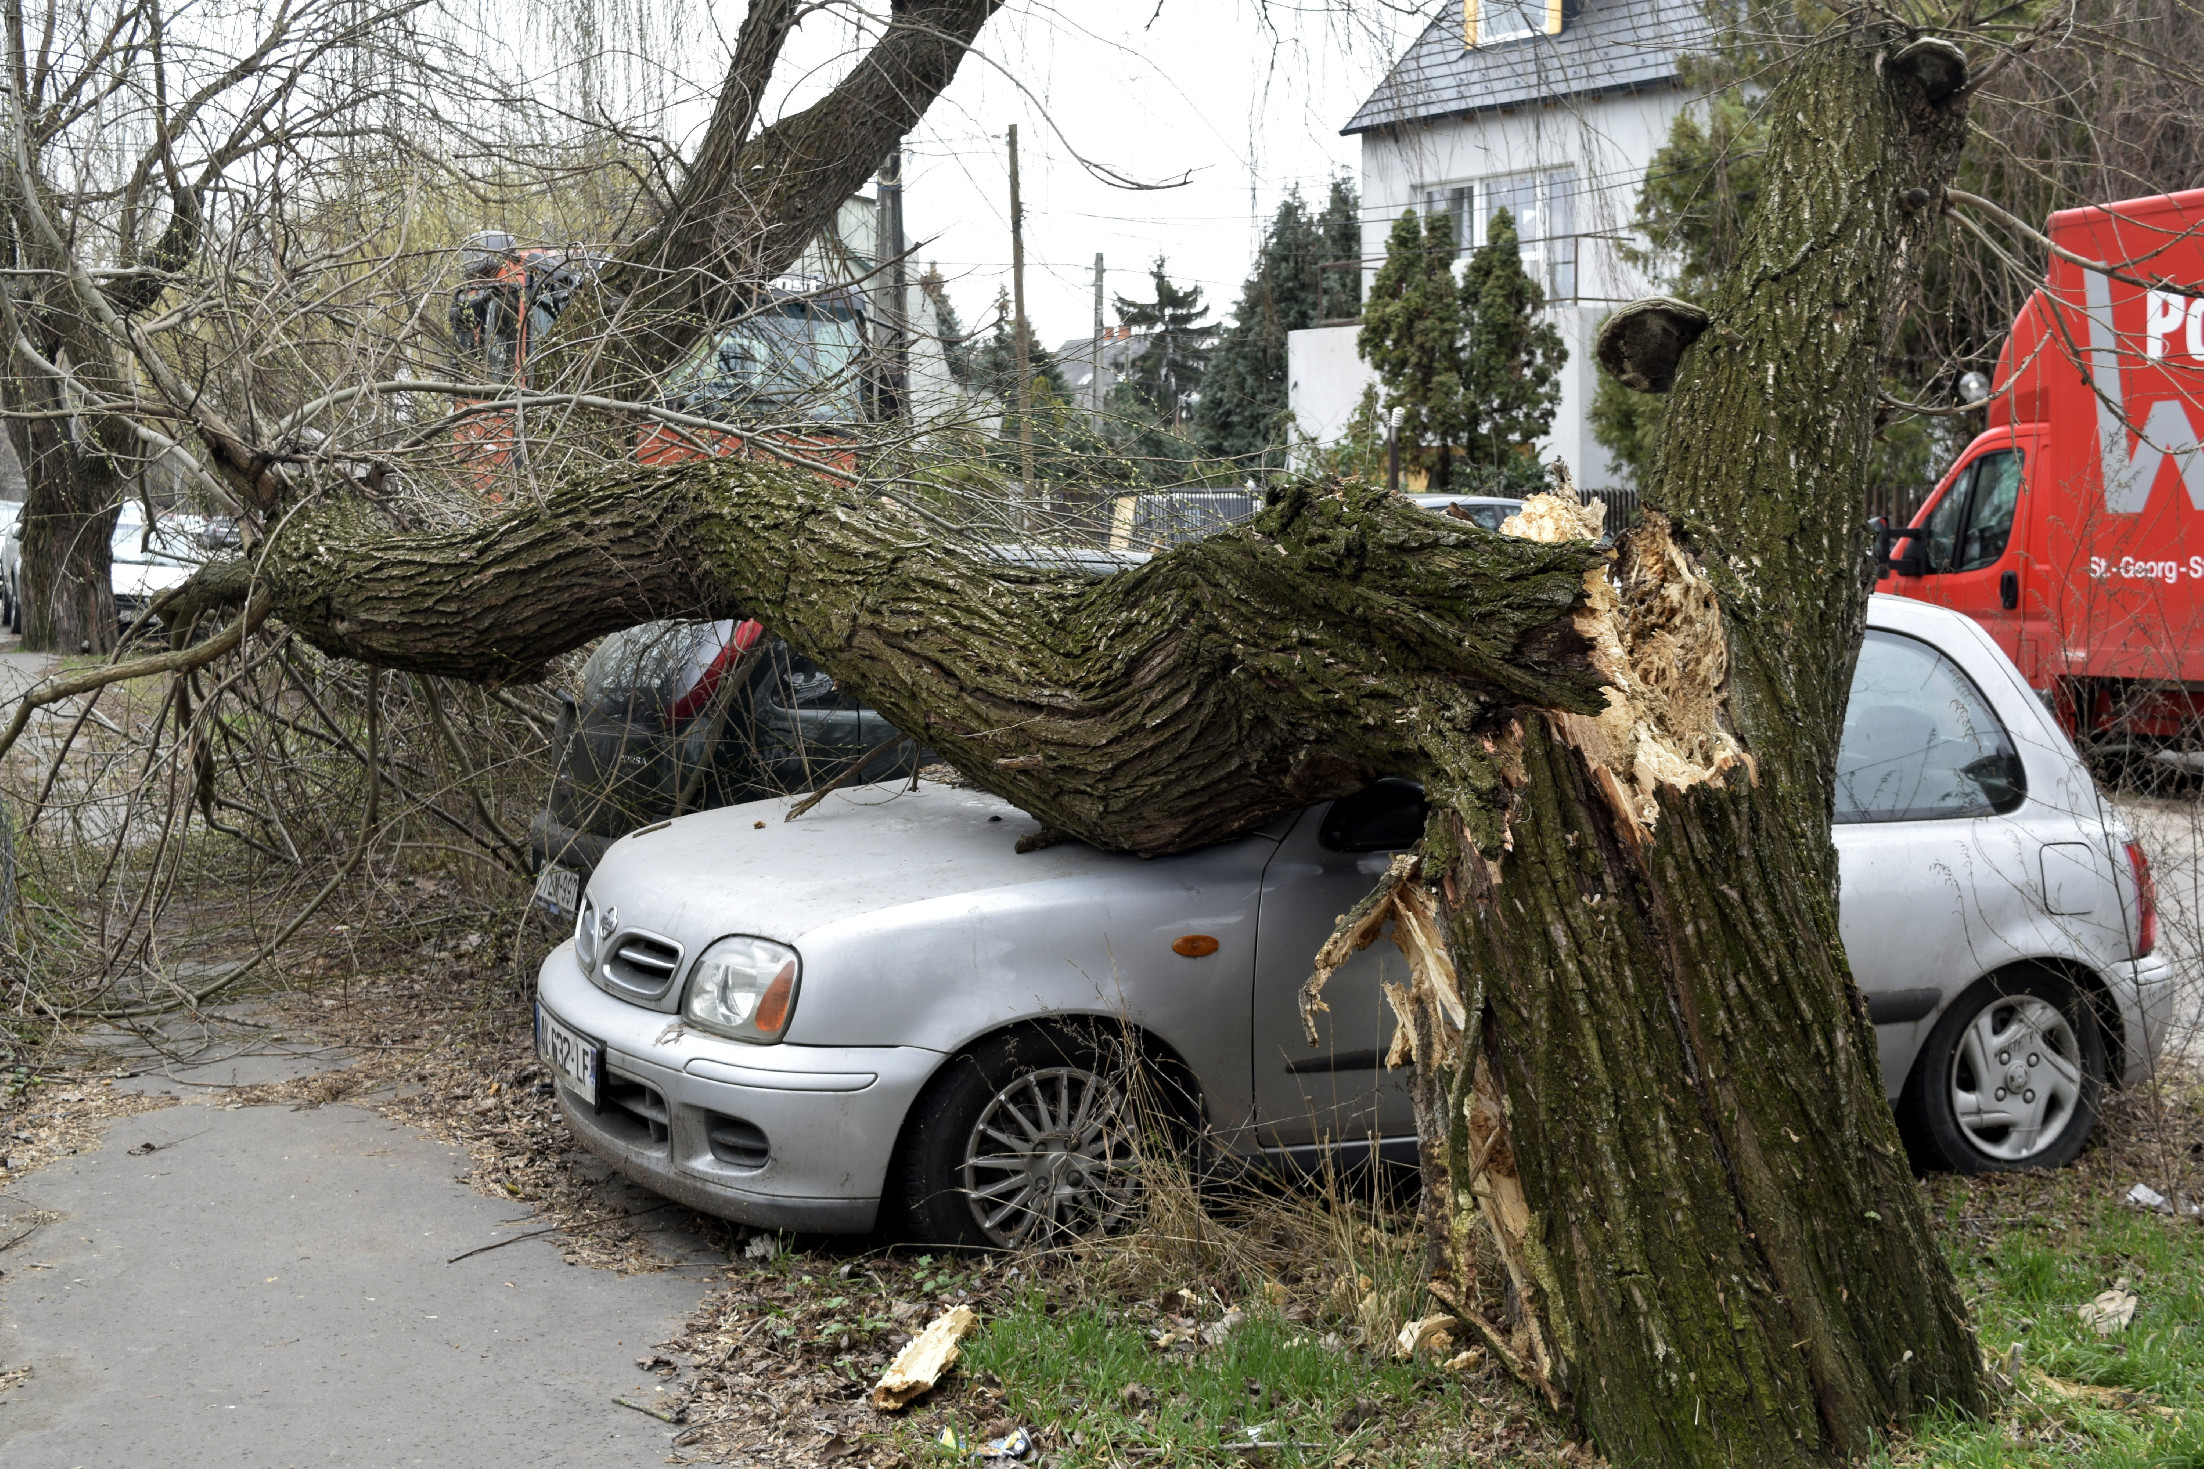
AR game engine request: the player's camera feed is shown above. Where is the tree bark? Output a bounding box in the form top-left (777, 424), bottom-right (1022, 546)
top-left (160, 24), bottom-right (1988, 1466)
top-left (180, 462), bottom-right (1611, 856)
top-left (576, 0), bottom-right (1004, 391)
top-left (1397, 27), bottom-right (1985, 1464)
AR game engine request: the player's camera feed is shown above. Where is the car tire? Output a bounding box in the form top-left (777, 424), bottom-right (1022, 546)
top-left (1901, 967), bottom-right (2105, 1173)
top-left (888, 1024), bottom-right (1181, 1250)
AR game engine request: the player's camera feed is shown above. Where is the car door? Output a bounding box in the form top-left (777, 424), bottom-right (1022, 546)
top-left (1890, 440), bottom-right (2032, 661)
top-left (1248, 781), bottom-right (1421, 1162)
top-left (1833, 619), bottom-right (2109, 1098)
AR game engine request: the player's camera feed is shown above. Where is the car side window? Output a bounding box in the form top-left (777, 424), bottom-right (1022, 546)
top-left (1319, 779), bottom-right (1429, 852)
top-left (1954, 450), bottom-right (2023, 572)
top-left (1835, 630), bottom-right (2026, 823)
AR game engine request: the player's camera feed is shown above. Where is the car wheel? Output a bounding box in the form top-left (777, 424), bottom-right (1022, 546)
top-left (1902, 967), bottom-right (2105, 1173)
top-left (890, 1026), bottom-right (1155, 1249)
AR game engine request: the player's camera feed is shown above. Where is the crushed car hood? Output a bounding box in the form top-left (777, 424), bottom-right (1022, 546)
top-left (582, 781), bottom-right (1147, 946)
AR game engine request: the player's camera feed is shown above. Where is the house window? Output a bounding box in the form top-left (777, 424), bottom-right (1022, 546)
top-left (1422, 169), bottom-right (1578, 301)
top-left (1464, 0), bottom-right (1562, 46)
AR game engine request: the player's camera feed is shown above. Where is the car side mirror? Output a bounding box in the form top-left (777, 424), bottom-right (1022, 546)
top-left (1319, 778), bottom-right (1429, 853)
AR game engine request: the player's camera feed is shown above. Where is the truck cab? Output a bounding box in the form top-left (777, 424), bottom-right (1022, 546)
top-left (633, 279), bottom-right (873, 472)
top-left (1881, 188), bottom-right (2204, 749)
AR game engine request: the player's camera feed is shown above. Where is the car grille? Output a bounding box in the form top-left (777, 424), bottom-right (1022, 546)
top-left (704, 1112), bottom-right (769, 1170)
top-left (601, 930), bottom-right (684, 998)
top-left (603, 1077), bottom-right (671, 1146)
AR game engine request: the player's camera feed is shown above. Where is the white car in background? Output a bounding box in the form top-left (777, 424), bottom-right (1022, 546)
top-left (533, 593), bottom-right (2173, 1247)
top-left (109, 509), bottom-right (204, 629)
top-left (0, 500), bottom-right (21, 633)
top-left (1, 505), bottom-right (229, 635)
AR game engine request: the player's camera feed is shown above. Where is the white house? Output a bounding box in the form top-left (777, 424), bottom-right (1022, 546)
top-left (1289, 0), bottom-right (1707, 488)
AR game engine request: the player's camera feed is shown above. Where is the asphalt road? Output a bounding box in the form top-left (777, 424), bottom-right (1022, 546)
top-left (0, 1054), bottom-right (723, 1468)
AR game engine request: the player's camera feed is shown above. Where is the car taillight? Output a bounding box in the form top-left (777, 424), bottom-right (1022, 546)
top-left (667, 619), bottom-right (765, 721)
top-left (2126, 840), bottom-right (2158, 958)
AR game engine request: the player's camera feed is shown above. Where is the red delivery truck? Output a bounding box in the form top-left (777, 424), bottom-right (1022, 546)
top-left (1879, 188), bottom-right (2204, 747)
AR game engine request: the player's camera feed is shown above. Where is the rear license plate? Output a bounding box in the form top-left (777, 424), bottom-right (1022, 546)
top-left (535, 1002), bottom-right (600, 1108)
top-left (533, 864), bottom-right (581, 919)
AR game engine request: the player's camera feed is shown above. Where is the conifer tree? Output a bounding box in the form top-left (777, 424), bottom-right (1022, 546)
top-left (1111, 259), bottom-right (1211, 426)
top-left (1196, 179), bottom-right (1361, 465)
top-left (968, 286), bottom-right (1069, 404)
top-left (1458, 207), bottom-right (1566, 473)
top-left (1357, 208), bottom-right (1465, 490)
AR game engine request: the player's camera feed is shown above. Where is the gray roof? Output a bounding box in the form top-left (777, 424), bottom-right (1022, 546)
top-left (1343, 0), bottom-right (1709, 134)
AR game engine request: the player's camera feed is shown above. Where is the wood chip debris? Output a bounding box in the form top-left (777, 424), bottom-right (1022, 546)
top-left (1395, 1313), bottom-right (1456, 1360)
top-left (2076, 1278), bottom-right (2138, 1336)
top-left (870, 1303), bottom-right (979, 1410)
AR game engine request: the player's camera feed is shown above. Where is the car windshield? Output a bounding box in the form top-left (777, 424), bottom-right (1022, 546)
top-left (1835, 629), bottom-right (2026, 822)
top-left (665, 301), bottom-right (865, 424)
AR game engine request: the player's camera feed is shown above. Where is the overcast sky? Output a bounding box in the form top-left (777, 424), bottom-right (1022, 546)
top-left (844, 2), bottom-right (1424, 350)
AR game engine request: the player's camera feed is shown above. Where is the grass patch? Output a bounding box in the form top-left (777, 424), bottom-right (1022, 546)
top-left (914, 1287), bottom-right (1575, 1467)
top-left (1870, 1082), bottom-right (2204, 1467)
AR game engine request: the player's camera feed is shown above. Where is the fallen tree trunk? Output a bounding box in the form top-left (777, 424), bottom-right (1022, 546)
top-left (172, 465), bottom-right (1612, 856)
top-left (156, 22), bottom-right (1985, 1466)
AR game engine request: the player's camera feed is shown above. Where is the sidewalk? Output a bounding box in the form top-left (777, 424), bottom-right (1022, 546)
top-left (0, 1046), bottom-right (727, 1468)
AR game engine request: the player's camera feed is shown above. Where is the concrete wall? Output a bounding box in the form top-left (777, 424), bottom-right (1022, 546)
top-left (1348, 84), bottom-right (1697, 489)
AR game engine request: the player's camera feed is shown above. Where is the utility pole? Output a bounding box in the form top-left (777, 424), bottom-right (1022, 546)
top-left (877, 147), bottom-right (908, 421)
top-left (1007, 125), bottom-right (1034, 497)
top-left (1091, 253), bottom-right (1104, 421)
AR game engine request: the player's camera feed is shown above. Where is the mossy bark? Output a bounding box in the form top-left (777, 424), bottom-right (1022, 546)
top-left (167, 24), bottom-right (1986, 1466)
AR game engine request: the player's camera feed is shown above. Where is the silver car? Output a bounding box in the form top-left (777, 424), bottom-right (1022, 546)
top-left (533, 594), bottom-right (2174, 1246)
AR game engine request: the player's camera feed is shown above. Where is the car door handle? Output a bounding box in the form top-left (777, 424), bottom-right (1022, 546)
top-left (1999, 570), bottom-right (2019, 609)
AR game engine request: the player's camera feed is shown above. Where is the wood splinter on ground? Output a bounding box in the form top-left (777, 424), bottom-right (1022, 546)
top-left (869, 1304), bottom-right (980, 1410)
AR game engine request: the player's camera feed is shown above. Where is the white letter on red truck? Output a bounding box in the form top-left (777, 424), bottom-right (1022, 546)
top-left (2085, 269), bottom-right (2204, 514)
top-left (2147, 289), bottom-right (2187, 358)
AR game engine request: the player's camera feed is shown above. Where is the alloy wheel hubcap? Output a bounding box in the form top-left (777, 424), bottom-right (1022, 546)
top-left (1949, 996), bottom-right (2083, 1161)
top-left (960, 1066), bottom-right (1139, 1248)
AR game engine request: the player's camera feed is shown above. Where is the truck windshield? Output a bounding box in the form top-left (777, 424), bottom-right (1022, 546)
top-left (665, 302), bottom-right (865, 424)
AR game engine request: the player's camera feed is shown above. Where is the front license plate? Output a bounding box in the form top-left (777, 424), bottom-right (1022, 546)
top-left (533, 864), bottom-right (581, 919)
top-left (535, 1002), bottom-right (600, 1108)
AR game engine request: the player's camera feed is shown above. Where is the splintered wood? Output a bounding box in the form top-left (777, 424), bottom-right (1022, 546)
top-left (1297, 859), bottom-right (1560, 1408)
top-left (869, 1304), bottom-right (979, 1410)
top-left (1297, 853), bottom-right (1461, 1062)
top-left (1501, 491), bottom-right (1752, 845)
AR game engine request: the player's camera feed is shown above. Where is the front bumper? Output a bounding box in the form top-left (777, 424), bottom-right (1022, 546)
top-left (536, 944), bottom-right (942, 1233)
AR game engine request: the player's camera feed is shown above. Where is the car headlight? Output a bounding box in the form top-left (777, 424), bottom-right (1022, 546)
top-left (574, 895), bottom-right (601, 975)
top-left (684, 936), bottom-right (800, 1043)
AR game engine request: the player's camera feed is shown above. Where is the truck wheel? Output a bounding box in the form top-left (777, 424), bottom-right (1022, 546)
top-left (1901, 967), bottom-right (2104, 1173)
top-left (889, 1025), bottom-right (1161, 1249)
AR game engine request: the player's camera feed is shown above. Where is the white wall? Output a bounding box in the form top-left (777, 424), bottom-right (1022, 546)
top-left (1287, 324), bottom-right (1378, 457)
top-left (1356, 84), bottom-right (1695, 489)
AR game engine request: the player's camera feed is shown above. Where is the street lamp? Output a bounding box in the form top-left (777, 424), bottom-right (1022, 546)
top-left (1387, 406), bottom-right (1405, 495)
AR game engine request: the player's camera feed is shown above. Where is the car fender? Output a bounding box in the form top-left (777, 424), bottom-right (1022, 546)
top-left (785, 864), bottom-right (1265, 1135)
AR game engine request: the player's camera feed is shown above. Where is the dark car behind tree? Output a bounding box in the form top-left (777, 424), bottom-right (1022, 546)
top-left (529, 618), bottom-right (919, 909)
